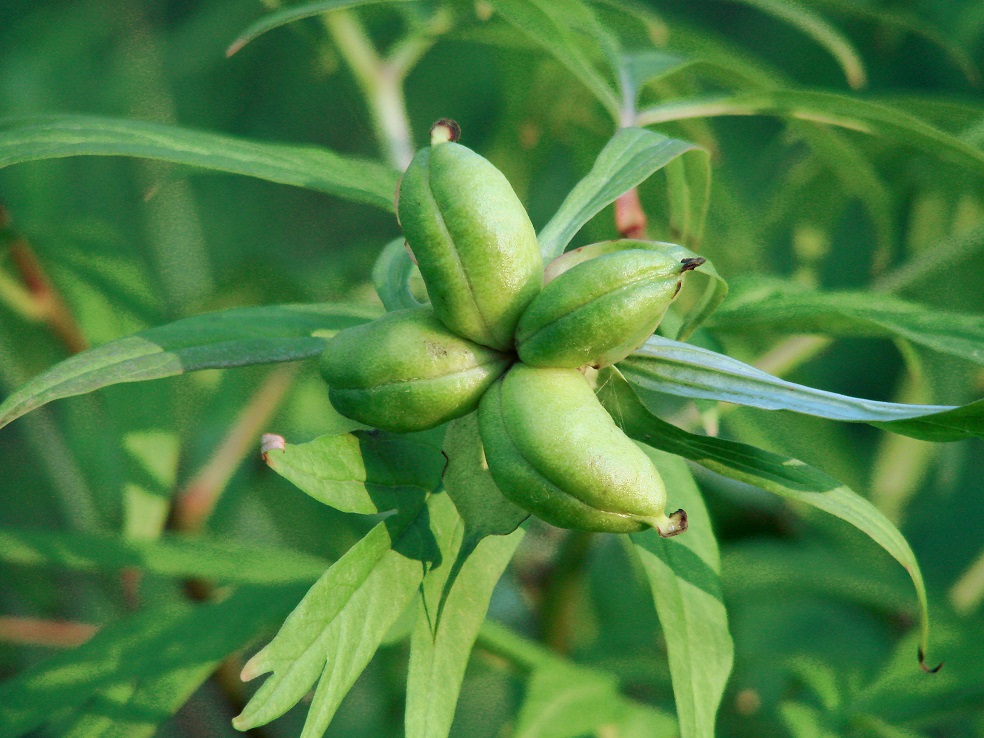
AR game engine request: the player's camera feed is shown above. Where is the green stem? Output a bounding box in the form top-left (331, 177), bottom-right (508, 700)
top-left (323, 10), bottom-right (416, 170)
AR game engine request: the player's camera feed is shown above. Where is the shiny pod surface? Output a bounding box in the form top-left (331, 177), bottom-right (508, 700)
top-left (397, 140), bottom-right (542, 350)
top-left (322, 308), bottom-right (512, 433)
top-left (478, 364), bottom-right (675, 534)
top-left (516, 249), bottom-right (692, 369)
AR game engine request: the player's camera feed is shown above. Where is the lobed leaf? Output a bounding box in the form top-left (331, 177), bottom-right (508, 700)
top-left (0, 528), bottom-right (327, 584)
top-left (627, 449), bottom-right (733, 738)
top-left (0, 303), bottom-right (380, 431)
top-left (233, 493), bottom-right (455, 735)
top-left (595, 368), bottom-right (937, 669)
top-left (620, 336), bottom-right (984, 441)
top-left (442, 414), bottom-right (529, 540)
top-left (263, 427), bottom-right (446, 515)
top-left (0, 115), bottom-right (400, 210)
top-left (537, 128), bottom-right (708, 261)
top-left (405, 520), bottom-right (523, 738)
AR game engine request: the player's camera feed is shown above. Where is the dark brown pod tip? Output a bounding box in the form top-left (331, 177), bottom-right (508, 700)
top-left (680, 257), bottom-right (706, 273)
top-left (430, 118), bottom-right (461, 145)
top-left (658, 508), bottom-right (688, 537)
top-left (918, 647), bottom-right (943, 674)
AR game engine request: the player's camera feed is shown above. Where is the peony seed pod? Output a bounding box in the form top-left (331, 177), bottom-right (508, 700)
top-left (478, 363), bottom-right (687, 535)
top-left (515, 249), bottom-right (705, 369)
top-left (396, 121), bottom-right (543, 351)
top-left (321, 308), bottom-right (512, 433)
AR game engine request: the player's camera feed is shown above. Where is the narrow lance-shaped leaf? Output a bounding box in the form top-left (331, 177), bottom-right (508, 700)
top-left (620, 335), bottom-right (984, 441)
top-left (726, 0), bottom-right (867, 88)
top-left (0, 528), bottom-right (328, 585)
top-left (0, 586), bottom-right (304, 738)
top-left (0, 115), bottom-right (400, 210)
top-left (227, 0), bottom-right (415, 56)
top-left (708, 279), bottom-right (984, 366)
top-left (635, 90), bottom-right (984, 177)
top-left (487, 0), bottom-right (621, 120)
top-left (595, 367), bottom-right (939, 670)
top-left (0, 303), bottom-right (380, 432)
top-left (626, 448), bottom-right (733, 738)
top-left (262, 427), bottom-right (446, 515)
top-left (538, 128), bottom-right (708, 261)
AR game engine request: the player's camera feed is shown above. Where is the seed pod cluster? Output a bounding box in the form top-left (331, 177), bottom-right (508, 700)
top-left (320, 119), bottom-right (704, 536)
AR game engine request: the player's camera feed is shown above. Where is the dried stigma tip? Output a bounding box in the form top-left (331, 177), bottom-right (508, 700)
top-left (680, 257), bottom-right (706, 273)
top-left (260, 433), bottom-right (286, 462)
top-left (656, 509), bottom-right (688, 537)
top-left (918, 647), bottom-right (943, 674)
top-left (430, 118), bottom-right (461, 145)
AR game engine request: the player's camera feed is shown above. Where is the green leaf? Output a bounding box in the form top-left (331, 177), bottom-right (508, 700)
top-left (595, 367), bottom-right (937, 670)
top-left (537, 128), bottom-right (708, 261)
top-left (626, 449), bottom-right (733, 738)
top-left (0, 528), bottom-right (327, 584)
top-left (372, 237), bottom-right (425, 312)
top-left (442, 414), bottom-right (529, 539)
top-left (0, 586), bottom-right (302, 738)
top-left (709, 279), bottom-right (984, 366)
top-left (0, 302), bottom-right (380, 431)
top-left (620, 336), bottom-right (984, 441)
top-left (636, 90), bottom-right (984, 177)
top-left (0, 115), bottom-right (400, 210)
top-left (726, 0), bottom-right (867, 88)
top-left (486, 0), bottom-right (621, 119)
top-left (227, 0), bottom-right (414, 56)
top-left (60, 664), bottom-right (216, 738)
top-left (512, 664), bottom-right (622, 738)
top-left (405, 523), bottom-right (523, 738)
top-left (233, 493), bottom-right (454, 735)
top-left (475, 620), bottom-right (678, 737)
top-left (263, 428), bottom-right (446, 515)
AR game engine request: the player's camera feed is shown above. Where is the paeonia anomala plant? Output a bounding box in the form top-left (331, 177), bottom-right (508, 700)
top-left (1, 2), bottom-right (983, 738)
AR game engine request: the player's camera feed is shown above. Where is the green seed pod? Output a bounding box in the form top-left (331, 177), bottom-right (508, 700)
top-left (478, 364), bottom-right (687, 535)
top-left (515, 249), bottom-right (705, 369)
top-left (322, 308), bottom-right (512, 433)
top-left (396, 121), bottom-right (543, 351)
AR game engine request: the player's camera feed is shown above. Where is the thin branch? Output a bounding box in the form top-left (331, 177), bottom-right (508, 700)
top-left (171, 365), bottom-right (297, 533)
top-left (0, 616), bottom-right (98, 648)
top-left (0, 205), bottom-right (88, 354)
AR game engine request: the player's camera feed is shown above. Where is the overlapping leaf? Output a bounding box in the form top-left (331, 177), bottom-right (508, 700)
top-left (233, 494), bottom-right (454, 735)
top-left (537, 127), bottom-right (709, 260)
top-left (709, 279), bottom-right (984, 366)
top-left (620, 336), bottom-right (984, 441)
top-left (0, 587), bottom-right (303, 738)
top-left (262, 427), bottom-right (445, 515)
top-left (627, 449), bottom-right (733, 738)
top-left (595, 368), bottom-right (937, 669)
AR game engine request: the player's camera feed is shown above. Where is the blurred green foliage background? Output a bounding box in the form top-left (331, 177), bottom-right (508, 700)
top-left (1, 1), bottom-right (984, 736)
